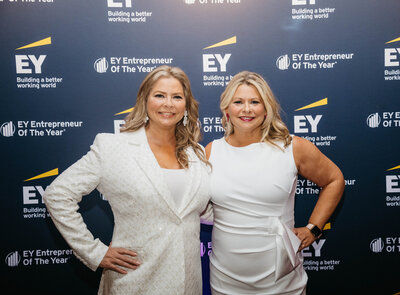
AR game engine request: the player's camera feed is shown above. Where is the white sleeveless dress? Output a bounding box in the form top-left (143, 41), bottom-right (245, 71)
top-left (209, 137), bottom-right (308, 295)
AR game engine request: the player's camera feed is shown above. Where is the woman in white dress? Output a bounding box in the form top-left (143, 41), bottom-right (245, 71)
top-left (43, 66), bottom-right (211, 294)
top-left (205, 71), bottom-right (344, 294)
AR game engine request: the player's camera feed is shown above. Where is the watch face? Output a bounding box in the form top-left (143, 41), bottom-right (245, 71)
top-left (311, 226), bottom-right (322, 237)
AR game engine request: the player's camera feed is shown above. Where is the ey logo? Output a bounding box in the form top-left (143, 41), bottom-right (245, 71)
top-left (385, 36), bottom-right (400, 67)
top-left (202, 36), bottom-right (235, 73)
top-left (114, 108), bottom-right (133, 133)
top-left (386, 165), bottom-right (400, 193)
top-left (107, 0), bottom-right (132, 8)
top-left (23, 168), bottom-right (58, 205)
top-left (294, 98), bottom-right (327, 133)
top-left (15, 37), bottom-right (51, 74)
top-left (292, 0), bottom-right (315, 5)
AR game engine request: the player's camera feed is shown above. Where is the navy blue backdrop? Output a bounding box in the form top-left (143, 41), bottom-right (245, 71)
top-left (1, 0), bottom-right (399, 294)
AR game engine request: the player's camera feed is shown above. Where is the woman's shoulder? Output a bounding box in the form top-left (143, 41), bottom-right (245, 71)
top-left (93, 129), bottom-right (144, 146)
top-left (291, 135), bottom-right (316, 152)
top-left (93, 132), bottom-right (123, 143)
top-left (207, 137), bottom-right (225, 147)
top-left (291, 135), bottom-right (322, 167)
top-left (91, 132), bottom-right (113, 144)
top-left (205, 137), bottom-right (225, 160)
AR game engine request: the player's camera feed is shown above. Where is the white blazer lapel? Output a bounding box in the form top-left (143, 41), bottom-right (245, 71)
top-left (178, 148), bottom-right (203, 216)
top-left (125, 128), bottom-right (180, 219)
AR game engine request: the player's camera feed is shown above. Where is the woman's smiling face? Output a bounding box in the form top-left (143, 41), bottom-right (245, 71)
top-left (146, 77), bottom-right (186, 130)
top-left (226, 83), bottom-right (267, 134)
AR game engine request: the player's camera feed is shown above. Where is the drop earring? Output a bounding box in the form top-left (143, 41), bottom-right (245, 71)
top-left (183, 110), bottom-right (188, 126)
top-left (226, 113), bottom-right (230, 122)
top-left (145, 115), bottom-right (149, 123)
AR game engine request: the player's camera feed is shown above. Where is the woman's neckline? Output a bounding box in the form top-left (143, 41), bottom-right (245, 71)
top-left (223, 137), bottom-right (262, 148)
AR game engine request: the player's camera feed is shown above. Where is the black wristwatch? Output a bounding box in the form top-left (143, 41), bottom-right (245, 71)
top-left (306, 223), bottom-right (322, 239)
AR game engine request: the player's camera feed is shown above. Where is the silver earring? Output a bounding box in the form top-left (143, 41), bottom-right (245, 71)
top-left (183, 110), bottom-right (188, 126)
top-left (145, 115), bottom-right (149, 123)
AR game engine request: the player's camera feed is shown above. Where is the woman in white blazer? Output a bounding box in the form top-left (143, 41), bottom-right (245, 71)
top-left (43, 66), bottom-right (211, 295)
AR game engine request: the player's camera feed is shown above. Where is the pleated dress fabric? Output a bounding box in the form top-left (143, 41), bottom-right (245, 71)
top-left (209, 137), bottom-right (308, 295)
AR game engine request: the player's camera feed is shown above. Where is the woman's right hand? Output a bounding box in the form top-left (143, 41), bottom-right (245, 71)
top-left (99, 244), bottom-right (141, 274)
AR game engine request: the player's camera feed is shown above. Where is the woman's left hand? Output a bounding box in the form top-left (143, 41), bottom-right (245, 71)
top-left (292, 227), bottom-right (316, 251)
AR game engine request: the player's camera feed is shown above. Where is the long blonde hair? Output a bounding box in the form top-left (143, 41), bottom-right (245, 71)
top-left (220, 71), bottom-right (292, 149)
top-left (121, 65), bottom-right (209, 168)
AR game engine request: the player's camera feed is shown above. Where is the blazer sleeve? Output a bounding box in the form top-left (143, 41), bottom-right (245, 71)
top-left (200, 201), bottom-right (213, 224)
top-left (43, 134), bottom-right (109, 271)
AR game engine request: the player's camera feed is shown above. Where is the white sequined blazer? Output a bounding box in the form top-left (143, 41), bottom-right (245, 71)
top-left (43, 127), bottom-right (210, 295)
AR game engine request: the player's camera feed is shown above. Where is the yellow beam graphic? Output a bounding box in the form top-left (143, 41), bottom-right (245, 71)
top-left (203, 36), bottom-right (237, 50)
top-left (386, 37), bottom-right (400, 44)
top-left (387, 165), bottom-right (400, 171)
top-left (295, 98), bottom-right (328, 111)
top-left (16, 37), bottom-right (52, 50)
top-left (323, 223), bottom-right (331, 231)
top-left (114, 108), bottom-right (134, 116)
top-left (24, 168), bottom-right (58, 182)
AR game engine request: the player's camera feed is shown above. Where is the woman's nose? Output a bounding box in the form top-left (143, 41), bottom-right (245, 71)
top-left (243, 102), bottom-right (251, 112)
top-left (164, 96), bottom-right (173, 107)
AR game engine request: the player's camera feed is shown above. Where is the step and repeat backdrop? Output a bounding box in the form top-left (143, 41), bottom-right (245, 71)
top-left (1, 0), bottom-right (399, 294)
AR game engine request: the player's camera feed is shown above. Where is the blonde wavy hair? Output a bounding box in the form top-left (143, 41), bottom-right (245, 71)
top-left (121, 65), bottom-right (209, 168)
top-left (220, 71), bottom-right (292, 149)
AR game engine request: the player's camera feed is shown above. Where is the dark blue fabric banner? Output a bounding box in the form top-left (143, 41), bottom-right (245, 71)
top-left (1, 0), bottom-right (399, 294)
